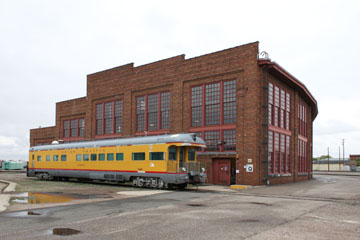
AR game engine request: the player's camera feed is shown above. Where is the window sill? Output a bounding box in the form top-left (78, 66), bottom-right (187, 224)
top-left (94, 134), bottom-right (122, 139)
top-left (135, 130), bottom-right (169, 136)
top-left (198, 152), bottom-right (237, 156)
top-left (63, 137), bottom-right (85, 142)
top-left (298, 172), bottom-right (309, 176)
top-left (268, 173), bottom-right (292, 177)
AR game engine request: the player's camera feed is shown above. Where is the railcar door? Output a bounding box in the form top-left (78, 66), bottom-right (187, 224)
top-left (167, 146), bottom-right (178, 173)
top-left (31, 153), bottom-right (34, 168)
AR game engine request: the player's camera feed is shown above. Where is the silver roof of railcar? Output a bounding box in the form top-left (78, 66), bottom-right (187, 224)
top-left (30, 133), bottom-right (206, 151)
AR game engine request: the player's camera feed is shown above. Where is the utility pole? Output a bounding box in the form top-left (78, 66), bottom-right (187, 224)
top-left (339, 146), bottom-right (341, 171)
top-left (328, 147), bottom-right (330, 172)
top-left (342, 139), bottom-right (345, 169)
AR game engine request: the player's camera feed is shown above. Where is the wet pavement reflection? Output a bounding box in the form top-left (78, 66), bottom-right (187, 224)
top-left (10, 192), bottom-right (111, 204)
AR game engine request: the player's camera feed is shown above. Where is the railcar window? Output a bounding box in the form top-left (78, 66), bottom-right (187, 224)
top-left (107, 153), bottom-right (114, 161)
top-left (91, 154), bottom-right (97, 161)
top-left (99, 154), bottom-right (105, 161)
top-left (169, 147), bottom-right (177, 161)
top-left (61, 155), bottom-right (67, 161)
top-left (76, 154), bottom-right (82, 161)
top-left (150, 152), bottom-right (164, 160)
top-left (188, 149), bottom-right (195, 161)
top-left (83, 154), bottom-right (89, 161)
top-left (132, 152), bottom-right (145, 161)
top-left (46, 155), bottom-right (51, 162)
top-left (53, 155), bottom-right (59, 161)
top-left (116, 153), bottom-right (123, 161)
top-left (37, 155), bottom-right (41, 162)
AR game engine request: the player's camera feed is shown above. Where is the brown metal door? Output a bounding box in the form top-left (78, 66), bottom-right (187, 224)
top-left (213, 159), bottom-right (231, 185)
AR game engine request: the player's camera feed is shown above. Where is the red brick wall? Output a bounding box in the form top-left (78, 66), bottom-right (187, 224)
top-left (30, 126), bottom-right (56, 146)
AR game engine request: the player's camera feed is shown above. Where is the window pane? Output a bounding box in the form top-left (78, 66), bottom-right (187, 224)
top-left (147, 94), bottom-right (158, 130)
top-left (268, 131), bottom-right (273, 173)
top-left (37, 155), bottom-right (41, 162)
top-left (268, 83), bottom-right (273, 104)
top-left (116, 153), bottom-right (123, 161)
top-left (205, 104), bottom-right (220, 125)
top-left (205, 83), bottom-right (220, 104)
top-left (268, 103), bottom-right (273, 125)
top-left (204, 131), bottom-right (220, 151)
top-left (191, 86), bottom-right (203, 126)
top-left (150, 152), bottom-right (164, 160)
top-left (160, 92), bottom-right (170, 129)
top-left (96, 119), bottom-right (103, 135)
top-left (286, 135), bottom-right (290, 173)
top-left (99, 153), bottom-right (105, 161)
top-left (280, 90), bottom-right (285, 110)
top-left (132, 152), bottom-right (145, 160)
top-left (280, 134), bottom-right (285, 173)
top-left (191, 106), bottom-right (202, 126)
top-left (223, 80), bottom-right (236, 103)
top-left (286, 93), bottom-right (290, 112)
top-left (275, 87), bottom-right (279, 107)
top-left (274, 133), bottom-right (279, 173)
top-left (70, 119), bottom-right (78, 137)
top-left (83, 154), bottom-right (89, 161)
top-left (115, 101), bottom-right (122, 133)
top-left (188, 149), bottom-right (195, 161)
top-left (61, 155), bottom-right (67, 161)
top-left (104, 102), bottom-right (113, 134)
top-left (148, 112), bottom-right (158, 130)
top-left (79, 119), bottom-right (85, 137)
top-left (224, 102), bottom-right (236, 124)
top-left (76, 154), bottom-right (82, 161)
top-left (96, 104), bottom-right (103, 135)
top-left (46, 155), bottom-right (51, 161)
top-left (53, 155), bottom-right (58, 161)
top-left (169, 147), bottom-right (177, 160)
top-left (223, 130), bottom-right (236, 151)
top-left (91, 154), bottom-right (97, 161)
top-left (107, 153), bottom-right (114, 161)
top-left (137, 97), bottom-right (145, 131)
top-left (191, 86), bottom-right (203, 107)
top-left (64, 120), bottom-right (69, 138)
top-left (205, 83), bottom-right (220, 125)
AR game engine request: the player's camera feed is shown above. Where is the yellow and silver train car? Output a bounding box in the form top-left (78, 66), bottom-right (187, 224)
top-left (27, 133), bottom-right (206, 189)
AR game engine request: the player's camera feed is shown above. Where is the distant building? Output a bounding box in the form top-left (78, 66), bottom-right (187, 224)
top-left (312, 158), bottom-right (351, 171)
top-left (30, 42), bottom-right (318, 186)
top-left (349, 154), bottom-right (360, 161)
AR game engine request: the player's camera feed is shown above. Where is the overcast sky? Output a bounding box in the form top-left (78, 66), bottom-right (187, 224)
top-left (0, 0), bottom-right (359, 160)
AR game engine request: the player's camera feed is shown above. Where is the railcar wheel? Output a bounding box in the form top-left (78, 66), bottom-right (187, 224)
top-left (151, 179), bottom-right (158, 188)
top-left (132, 178), bottom-right (138, 186)
top-left (158, 179), bottom-right (165, 188)
top-left (137, 177), bottom-right (144, 187)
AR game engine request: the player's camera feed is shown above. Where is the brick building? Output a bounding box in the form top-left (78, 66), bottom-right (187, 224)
top-left (30, 42), bottom-right (318, 186)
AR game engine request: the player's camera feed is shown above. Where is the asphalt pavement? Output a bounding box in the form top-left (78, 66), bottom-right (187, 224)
top-left (0, 174), bottom-right (359, 239)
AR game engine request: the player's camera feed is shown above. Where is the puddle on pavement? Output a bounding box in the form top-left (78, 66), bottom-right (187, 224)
top-left (53, 228), bottom-right (81, 236)
top-left (10, 192), bottom-right (111, 205)
top-left (187, 203), bottom-right (205, 207)
top-left (3, 210), bottom-right (45, 217)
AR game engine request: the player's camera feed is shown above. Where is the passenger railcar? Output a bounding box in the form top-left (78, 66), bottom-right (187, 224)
top-left (27, 133), bottom-right (207, 189)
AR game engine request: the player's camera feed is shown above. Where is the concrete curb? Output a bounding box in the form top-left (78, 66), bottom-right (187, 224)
top-left (230, 185), bottom-right (252, 190)
top-left (0, 194), bottom-right (10, 212)
top-left (0, 180), bottom-right (17, 192)
top-left (313, 172), bottom-right (360, 177)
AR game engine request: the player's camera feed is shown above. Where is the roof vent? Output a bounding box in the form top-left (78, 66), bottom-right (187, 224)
top-left (258, 51), bottom-right (270, 60)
